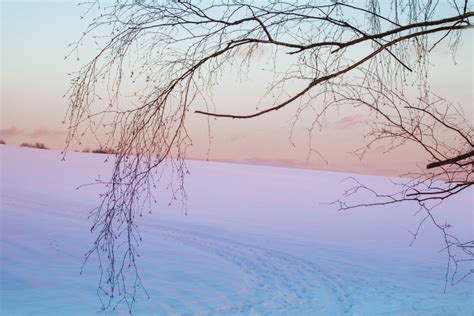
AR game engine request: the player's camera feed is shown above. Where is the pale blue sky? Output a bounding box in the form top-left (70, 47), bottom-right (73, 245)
top-left (2, 1), bottom-right (89, 135)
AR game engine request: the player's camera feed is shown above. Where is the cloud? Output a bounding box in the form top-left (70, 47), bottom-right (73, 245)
top-left (370, 145), bottom-right (386, 154)
top-left (0, 126), bottom-right (66, 138)
top-left (0, 126), bottom-right (24, 137)
top-left (29, 128), bottom-right (66, 138)
top-left (226, 135), bottom-right (247, 142)
top-left (333, 115), bottom-right (366, 129)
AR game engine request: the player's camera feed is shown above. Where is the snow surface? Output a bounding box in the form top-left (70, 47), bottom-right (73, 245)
top-left (1, 145), bottom-right (473, 315)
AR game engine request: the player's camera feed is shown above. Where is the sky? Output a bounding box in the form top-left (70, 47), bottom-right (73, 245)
top-left (1, 1), bottom-right (473, 176)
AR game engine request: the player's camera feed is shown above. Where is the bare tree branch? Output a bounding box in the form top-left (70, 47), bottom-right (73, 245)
top-left (427, 150), bottom-right (474, 169)
top-left (66, 1), bottom-right (474, 312)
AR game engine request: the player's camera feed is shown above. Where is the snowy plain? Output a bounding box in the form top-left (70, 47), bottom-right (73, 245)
top-left (0, 145), bottom-right (473, 315)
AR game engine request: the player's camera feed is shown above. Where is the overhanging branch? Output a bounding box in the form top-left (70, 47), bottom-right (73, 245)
top-left (427, 150), bottom-right (474, 169)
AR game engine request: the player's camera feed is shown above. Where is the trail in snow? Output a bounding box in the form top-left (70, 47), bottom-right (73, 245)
top-left (148, 224), bottom-right (353, 315)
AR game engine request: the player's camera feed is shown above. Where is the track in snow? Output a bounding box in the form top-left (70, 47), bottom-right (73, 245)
top-left (149, 224), bottom-right (354, 315)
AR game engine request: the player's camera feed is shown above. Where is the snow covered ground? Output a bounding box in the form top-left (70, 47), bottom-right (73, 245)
top-left (1, 145), bottom-right (473, 315)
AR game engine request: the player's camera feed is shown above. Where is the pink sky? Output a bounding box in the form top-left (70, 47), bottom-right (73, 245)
top-left (1, 2), bottom-right (472, 176)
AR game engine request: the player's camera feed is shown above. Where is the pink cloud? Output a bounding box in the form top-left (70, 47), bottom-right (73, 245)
top-left (29, 128), bottom-right (66, 138)
top-left (0, 126), bottom-right (66, 139)
top-left (0, 126), bottom-right (24, 137)
top-left (226, 135), bottom-right (247, 142)
top-left (334, 115), bottom-right (366, 129)
top-left (370, 145), bottom-right (386, 154)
